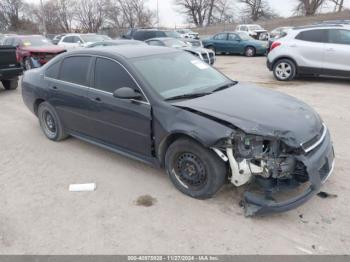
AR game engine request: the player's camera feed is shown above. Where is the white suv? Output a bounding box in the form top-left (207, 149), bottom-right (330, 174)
top-left (267, 25), bottom-right (350, 81)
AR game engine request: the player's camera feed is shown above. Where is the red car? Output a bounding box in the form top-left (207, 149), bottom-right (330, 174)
top-left (2, 35), bottom-right (66, 70)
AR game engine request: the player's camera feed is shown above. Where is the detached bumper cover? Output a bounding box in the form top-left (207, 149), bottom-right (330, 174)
top-left (244, 129), bottom-right (335, 216)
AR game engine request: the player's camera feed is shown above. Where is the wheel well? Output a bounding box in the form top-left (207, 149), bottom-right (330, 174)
top-left (158, 133), bottom-right (203, 167)
top-left (245, 46), bottom-right (255, 51)
top-left (34, 99), bottom-right (45, 116)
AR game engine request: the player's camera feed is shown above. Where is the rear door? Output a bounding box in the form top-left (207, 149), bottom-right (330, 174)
top-left (294, 29), bottom-right (327, 73)
top-left (212, 33), bottom-right (228, 53)
top-left (46, 55), bottom-right (95, 135)
top-left (324, 28), bottom-right (350, 74)
top-left (87, 57), bottom-right (152, 157)
top-left (227, 33), bottom-right (242, 53)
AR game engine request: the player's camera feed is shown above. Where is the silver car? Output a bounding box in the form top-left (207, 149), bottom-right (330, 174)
top-left (267, 24), bottom-right (350, 81)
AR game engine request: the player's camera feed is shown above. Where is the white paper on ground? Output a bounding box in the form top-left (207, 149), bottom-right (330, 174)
top-left (69, 183), bottom-right (96, 192)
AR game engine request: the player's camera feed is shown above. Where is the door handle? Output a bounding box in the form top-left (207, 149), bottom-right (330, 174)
top-left (290, 44), bottom-right (297, 48)
top-left (326, 48), bottom-right (335, 52)
top-left (52, 86), bottom-right (58, 90)
top-left (90, 97), bottom-right (102, 102)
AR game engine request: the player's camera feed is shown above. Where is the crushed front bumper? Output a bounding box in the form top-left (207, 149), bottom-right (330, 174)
top-left (243, 129), bottom-right (335, 217)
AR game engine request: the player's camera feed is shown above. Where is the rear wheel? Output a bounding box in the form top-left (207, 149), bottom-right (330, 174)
top-left (1, 78), bottom-right (18, 90)
top-left (165, 138), bottom-right (227, 199)
top-left (273, 59), bottom-right (296, 81)
top-left (244, 46), bottom-right (256, 57)
top-left (38, 102), bottom-right (68, 141)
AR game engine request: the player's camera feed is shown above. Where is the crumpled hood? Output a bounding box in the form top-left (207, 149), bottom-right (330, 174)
top-left (173, 83), bottom-right (323, 147)
top-left (22, 45), bottom-right (66, 53)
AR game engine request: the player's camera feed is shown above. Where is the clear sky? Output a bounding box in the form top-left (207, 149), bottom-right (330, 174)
top-left (26, 0), bottom-right (350, 27)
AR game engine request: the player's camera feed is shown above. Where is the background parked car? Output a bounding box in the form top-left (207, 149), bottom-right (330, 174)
top-left (176, 29), bottom-right (200, 39)
top-left (86, 40), bottom-right (146, 48)
top-left (0, 46), bottom-right (22, 90)
top-left (268, 26), bottom-right (293, 50)
top-left (267, 25), bottom-right (350, 81)
top-left (145, 37), bottom-right (215, 65)
top-left (57, 33), bottom-right (111, 49)
top-left (2, 35), bottom-right (66, 70)
top-left (51, 34), bottom-right (65, 45)
top-left (236, 24), bottom-right (268, 40)
top-left (202, 32), bottom-right (268, 57)
top-left (122, 28), bottom-right (203, 47)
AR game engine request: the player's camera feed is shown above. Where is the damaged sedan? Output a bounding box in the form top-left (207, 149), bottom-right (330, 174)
top-left (21, 46), bottom-right (335, 216)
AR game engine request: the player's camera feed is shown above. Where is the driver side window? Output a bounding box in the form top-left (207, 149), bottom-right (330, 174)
top-left (94, 58), bottom-right (144, 99)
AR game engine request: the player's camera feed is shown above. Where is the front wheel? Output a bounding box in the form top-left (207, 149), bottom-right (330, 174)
top-left (38, 102), bottom-right (68, 141)
top-left (273, 59), bottom-right (296, 81)
top-left (1, 78), bottom-right (18, 90)
top-left (165, 138), bottom-right (227, 199)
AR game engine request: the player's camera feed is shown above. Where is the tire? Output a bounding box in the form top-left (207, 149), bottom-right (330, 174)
top-left (1, 78), bottom-right (18, 90)
top-left (24, 57), bottom-right (33, 71)
top-left (165, 138), bottom-right (227, 199)
top-left (38, 102), bottom-right (68, 141)
top-left (244, 46), bottom-right (256, 57)
top-left (273, 59), bottom-right (296, 81)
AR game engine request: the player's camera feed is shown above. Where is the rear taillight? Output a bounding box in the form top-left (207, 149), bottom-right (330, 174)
top-left (270, 41), bottom-right (281, 51)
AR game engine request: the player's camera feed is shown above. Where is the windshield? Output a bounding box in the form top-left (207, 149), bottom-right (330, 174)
top-left (237, 32), bottom-right (253, 40)
top-left (164, 39), bottom-right (188, 47)
top-left (20, 36), bottom-right (52, 47)
top-left (80, 35), bottom-right (111, 42)
top-left (132, 52), bottom-right (231, 100)
top-left (165, 31), bottom-right (181, 38)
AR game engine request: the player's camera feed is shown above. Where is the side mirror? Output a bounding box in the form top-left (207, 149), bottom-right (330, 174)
top-left (113, 87), bottom-right (142, 100)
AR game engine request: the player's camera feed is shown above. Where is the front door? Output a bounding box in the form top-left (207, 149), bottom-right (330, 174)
top-left (324, 28), bottom-right (350, 74)
top-left (227, 33), bottom-right (241, 54)
top-left (87, 57), bottom-right (152, 157)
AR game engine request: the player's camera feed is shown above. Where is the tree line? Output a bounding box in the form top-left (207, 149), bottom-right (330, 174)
top-left (0, 0), bottom-right (347, 34)
top-left (0, 0), bottom-right (155, 33)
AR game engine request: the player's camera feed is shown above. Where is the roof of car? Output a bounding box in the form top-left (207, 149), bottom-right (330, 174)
top-left (14, 35), bottom-right (44, 38)
top-left (67, 45), bottom-right (179, 59)
top-left (146, 37), bottom-right (179, 41)
top-left (293, 24), bottom-right (345, 30)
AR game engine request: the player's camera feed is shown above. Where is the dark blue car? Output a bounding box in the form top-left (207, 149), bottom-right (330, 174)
top-left (202, 32), bottom-right (268, 57)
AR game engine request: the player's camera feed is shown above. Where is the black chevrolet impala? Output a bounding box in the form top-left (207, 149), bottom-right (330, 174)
top-left (22, 46), bottom-right (335, 216)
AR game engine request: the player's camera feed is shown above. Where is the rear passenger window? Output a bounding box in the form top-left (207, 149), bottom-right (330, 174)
top-left (62, 36), bottom-right (73, 43)
top-left (214, 33), bottom-right (227, 40)
top-left (295, 29), bottom-right (327, 43)
top-left (94, 58), bottom-right (138, 94)
top-left (60, 56), bottom-right (91, 85)
top-left (45, 62), bottom-right (60, 79)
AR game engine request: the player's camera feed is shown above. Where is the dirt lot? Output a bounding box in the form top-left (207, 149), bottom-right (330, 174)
top-left (0, 56), bottom-right (349, 255)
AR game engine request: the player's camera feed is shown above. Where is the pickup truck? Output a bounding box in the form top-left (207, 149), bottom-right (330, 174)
top-left (0, 46), bottom-right (23, 90)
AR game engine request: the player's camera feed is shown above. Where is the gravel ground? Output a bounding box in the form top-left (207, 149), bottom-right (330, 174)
top-left (0, 55), bottom-right (349, 255)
